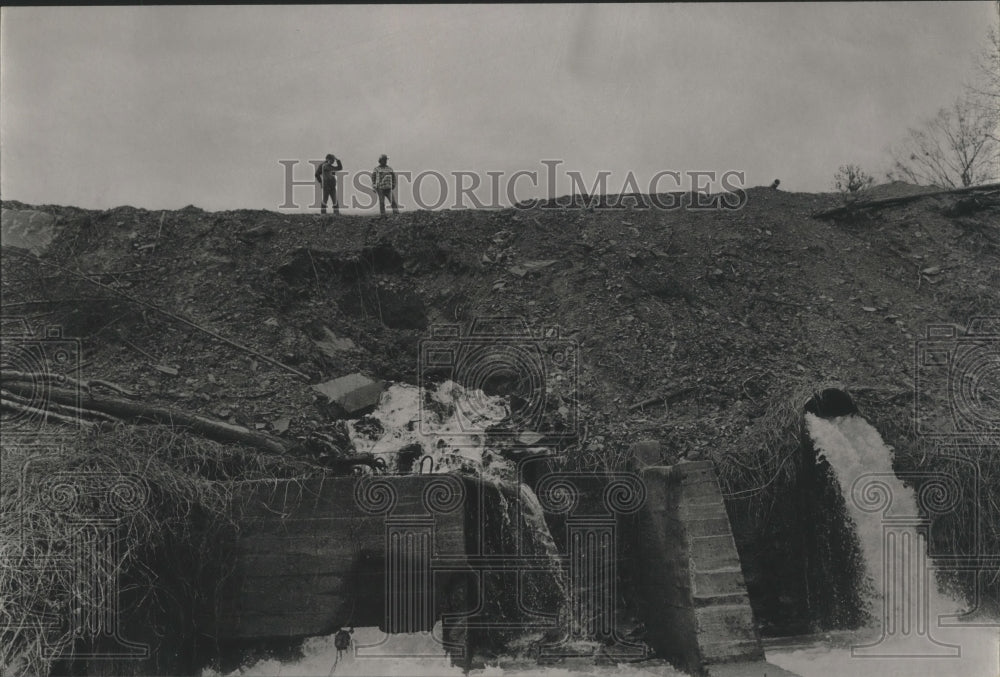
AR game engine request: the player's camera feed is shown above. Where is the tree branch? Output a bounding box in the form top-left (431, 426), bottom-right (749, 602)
top-left (0, 380), bottom-right (293, 455)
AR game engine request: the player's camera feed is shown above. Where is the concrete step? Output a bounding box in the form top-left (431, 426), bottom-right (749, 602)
top-left (693, 591), bottom-right (752, 608)
top-left (684, 516), bottom-right (733, 538)
top-left (700, 638), bottom-right (766, 664)
top-left (689, 535), bottom-right (740, 570)
top-left (676, 460), bottom-right (716, 473)
top-left (695, 565), bottom-right (743, 574)
top-left (693, 568), bottom-right (749, 597)
top-left (679, 501), bottom-right (727, 519)
top-left (694, 603), bottom-right (759, 643)
top-left (681, 478), bottom-right (725, 501)
top-left (706, 659), bottom-right (795, 676)
top-left (708, 661), bottom-right (801, 677)
top-left (677, 462), bottom-right (718, 481)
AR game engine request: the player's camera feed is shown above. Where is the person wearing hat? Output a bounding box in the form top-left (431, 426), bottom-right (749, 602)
top-left (315, 153), bottom-right (343, 215)
top-left (371, 154), bottom-right (398, 217)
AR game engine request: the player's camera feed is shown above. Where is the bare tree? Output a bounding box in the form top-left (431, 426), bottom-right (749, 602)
top-left (888, 94), bottom-right (999, 188)
top-left (833, 164), bottom-right (875, 193)
top-left (970, 28), bottom-right (999, 141)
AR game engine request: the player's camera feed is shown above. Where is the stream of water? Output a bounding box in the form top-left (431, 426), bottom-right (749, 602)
top-left (766, 414), bottom-right (999, 677)
top-left (204, 410), bottom-right (998, 677)
top-left (201, 625), bottom-right (689, 677)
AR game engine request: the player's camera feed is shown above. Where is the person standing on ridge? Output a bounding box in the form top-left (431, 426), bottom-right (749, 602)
top-left (315, 153), bottom-right (343, 216)
top-left (371, 154), bottom-right (398, 217)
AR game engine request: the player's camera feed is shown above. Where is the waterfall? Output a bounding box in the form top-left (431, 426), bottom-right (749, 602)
top-left (804, 413), bottom-right (963, 645)
top-left (766, 413), bottom-right (997, 676)
top-left (517, 482), bottom-right (570, 605)
top-left (466, 476), bottom-right (570, 658)
top-left (767, 413), bottom-right (1000, 677)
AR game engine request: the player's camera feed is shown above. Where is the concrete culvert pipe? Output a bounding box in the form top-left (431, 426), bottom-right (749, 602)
top-left (803, 387), bottom-right (859, 419)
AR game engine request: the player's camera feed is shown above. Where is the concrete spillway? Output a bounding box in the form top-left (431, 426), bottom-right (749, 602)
top-left (78, 464), bottom-right (777, 675)
top-left (208, 464), bottom-right (770, 675)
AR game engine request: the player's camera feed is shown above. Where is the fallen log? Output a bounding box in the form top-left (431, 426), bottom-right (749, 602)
top-left (0, 381), bottom-right (293, 455)
top-left (2, 369), bottom-right (137, 398)
top-left (0, 396), bottom-right (97, 428)
top-left (811, 182), bottom-right (1000, 219)
top-left (2, 388), bottom-right (119, 423)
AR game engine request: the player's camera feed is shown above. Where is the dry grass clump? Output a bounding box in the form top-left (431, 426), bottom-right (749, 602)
top-left (711, 382), bottom-right (821, 508)
top-left (711, 382), bottom-right (872, 633)
top-left (0, 423), bottom-right (321, 676)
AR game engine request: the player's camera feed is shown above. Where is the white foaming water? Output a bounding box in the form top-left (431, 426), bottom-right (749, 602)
top-left (804, 413), bottom-right (959, 614)
top-left (348, 381), bottom-right (514, 478)
top-left (204, 407), bottom-right (998, 677)
top-left (202, 625), bottom-right (690, 677)
top-left (766, 414), bottom-right (999, 677)
top-left (202, 626), bottom-right (462, 677)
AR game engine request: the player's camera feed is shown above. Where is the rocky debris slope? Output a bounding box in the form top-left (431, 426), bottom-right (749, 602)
top-left (2, 187), bottom-right (997, 468)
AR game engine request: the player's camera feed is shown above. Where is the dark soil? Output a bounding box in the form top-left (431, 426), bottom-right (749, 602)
top-left (3, 184), bottom-right (998, 634)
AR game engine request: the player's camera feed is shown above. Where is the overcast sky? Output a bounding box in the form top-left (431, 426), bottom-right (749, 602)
top-left (1, 3), bottom-right (997, 212)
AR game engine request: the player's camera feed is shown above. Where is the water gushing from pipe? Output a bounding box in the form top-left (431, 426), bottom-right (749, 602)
top-left (805, 414), bottom-right (963, 650)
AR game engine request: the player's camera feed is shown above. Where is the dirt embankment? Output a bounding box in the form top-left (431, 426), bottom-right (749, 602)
top-left (4, 185), bottom-right (1000, 635)
top-left (3, 187), bottom-right (997, 463)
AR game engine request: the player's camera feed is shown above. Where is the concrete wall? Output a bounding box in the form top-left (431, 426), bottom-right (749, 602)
top-left (213, 465), bottom-right (763, 671)
top-left (636, 463), bottom-right (701, 671)
top-left (211, 475), bottom-right (470, 641)
top-left (88, 464), bottom-right (764, 675)
top-left (637, 461), bottom-right (765, 674)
